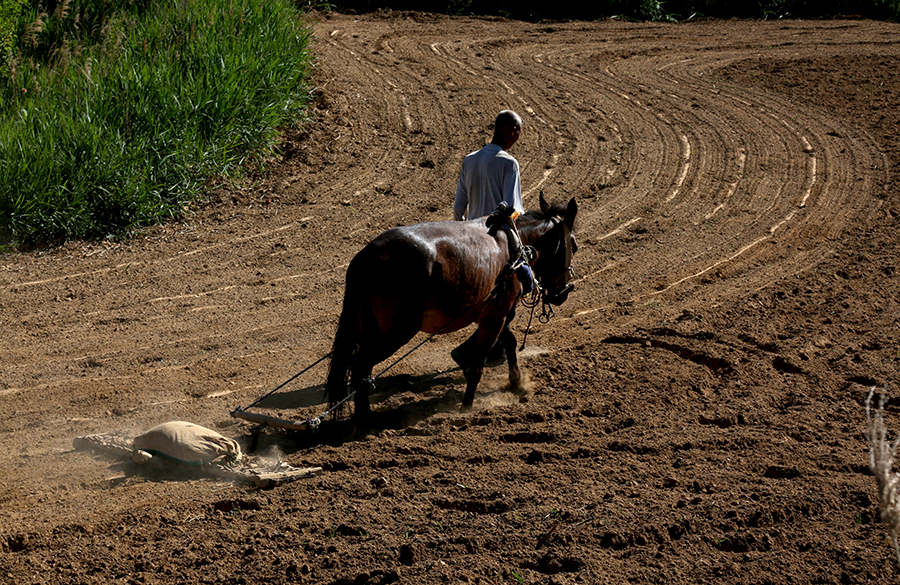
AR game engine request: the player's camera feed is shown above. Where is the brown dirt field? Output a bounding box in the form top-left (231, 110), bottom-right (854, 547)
top-left (2, 12), bottom-right (900, 585)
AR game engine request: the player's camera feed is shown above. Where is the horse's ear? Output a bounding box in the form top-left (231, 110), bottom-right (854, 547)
top-left (539, 191), bottom-right (550, 214)
top-left (565, 197), bottom-right (577, 225)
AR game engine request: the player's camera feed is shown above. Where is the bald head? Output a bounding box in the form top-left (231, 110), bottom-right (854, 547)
top-left (491, 110), bottom-right (522, 151)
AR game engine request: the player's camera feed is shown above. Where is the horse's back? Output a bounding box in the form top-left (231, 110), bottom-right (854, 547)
top-left (345, 219), bottom-right (507, 333)
top-left (357, 220), bottom-right (500, 275)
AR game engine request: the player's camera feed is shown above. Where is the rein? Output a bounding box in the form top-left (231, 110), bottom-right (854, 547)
top-left (518, 287), bottom-right (541, 350)
top-left (517, 214), bottom-right (575, 349)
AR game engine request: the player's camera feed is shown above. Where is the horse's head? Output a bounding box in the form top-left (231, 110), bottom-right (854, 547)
top-left (522, 193), bottom-right (578, 306)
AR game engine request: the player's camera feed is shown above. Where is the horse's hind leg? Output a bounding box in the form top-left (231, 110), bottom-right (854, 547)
top-left (354, 380), bottom-right (375, 419)
top-left (451, 330), bottom-right (479, 370)
top-left (351, 321), bottom-right (421, 420)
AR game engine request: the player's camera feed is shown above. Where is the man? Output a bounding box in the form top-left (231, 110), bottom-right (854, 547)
top-left (453, 110), bottom-right (525, 221)
top-left (451, 110), bottom-right (526, 369)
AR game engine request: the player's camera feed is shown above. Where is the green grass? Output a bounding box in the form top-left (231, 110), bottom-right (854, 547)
top-left (0, 0), bottom-right (313, 244)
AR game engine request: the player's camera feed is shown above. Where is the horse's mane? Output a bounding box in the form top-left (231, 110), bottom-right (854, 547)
top-left (518, 201), bottom-right (569, 227)
top-left (513, 202), bottom-right (569, 244)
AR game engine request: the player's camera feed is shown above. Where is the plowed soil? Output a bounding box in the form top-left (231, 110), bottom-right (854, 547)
top-left (2, 12), bottom-right (900, 585)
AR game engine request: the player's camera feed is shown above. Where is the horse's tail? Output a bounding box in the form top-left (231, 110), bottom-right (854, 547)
top-left (324, 269), bottom-right (362, 410)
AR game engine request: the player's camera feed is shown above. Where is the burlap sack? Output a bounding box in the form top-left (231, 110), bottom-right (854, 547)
top-left (133, 421), bottom-right (242, 465)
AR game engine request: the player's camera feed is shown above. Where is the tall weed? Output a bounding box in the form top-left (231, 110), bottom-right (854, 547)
top-left (0, 0), bottom-right (26, 76)
top-left (866, 388), bottom-right (900, 565)
top-left (876, 0), bottom-right (900, 20)
top-left (0, 0), bottom-right (313, 244)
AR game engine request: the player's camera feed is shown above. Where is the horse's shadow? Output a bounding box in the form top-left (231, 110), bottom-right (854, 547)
top-left (77, 372), bottom-right (459, 482)
top-left (242, 364), bottom-right (515, 453)
top-left (73, 364), bottom-right (522, 484)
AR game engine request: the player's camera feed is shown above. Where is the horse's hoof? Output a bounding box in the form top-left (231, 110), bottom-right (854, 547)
top-left (460, 402), bottom-right (474, 412)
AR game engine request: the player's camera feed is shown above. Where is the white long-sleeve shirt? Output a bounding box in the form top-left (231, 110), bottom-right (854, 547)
top-left (453, 143), bottom-right (524, 221)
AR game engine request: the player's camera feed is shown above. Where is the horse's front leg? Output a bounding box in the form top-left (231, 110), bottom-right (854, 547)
top-left (497, 325), bottom-right (523, 395)
top-left (461, 366), bottom-right (484, 411)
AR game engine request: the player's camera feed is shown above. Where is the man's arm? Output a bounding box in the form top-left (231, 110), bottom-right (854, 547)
top-left (453, 167), bottom-right (469, 221)
top-left (501, 158), bottom-right (524, 214)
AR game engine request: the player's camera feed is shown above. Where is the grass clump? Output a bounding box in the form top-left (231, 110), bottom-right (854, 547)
top-left (1, 0), bottom-right (314, 245)
top-left (866, 387), bottom-right (900, 565)
top-left (0, 0), bottom-right (26, 77)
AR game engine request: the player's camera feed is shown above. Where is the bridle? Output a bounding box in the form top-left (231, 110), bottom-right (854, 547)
top-left (535, 215), bottom-right (576, 307)
top-left (515, 214), bottom-right (577, 344)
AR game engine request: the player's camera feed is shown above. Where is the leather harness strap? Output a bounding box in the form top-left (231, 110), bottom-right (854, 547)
top-left (486, 203), bottom-right (535, 295)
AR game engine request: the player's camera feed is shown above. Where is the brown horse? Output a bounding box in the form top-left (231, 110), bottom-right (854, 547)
top-left (324, 194), bottom-right (577, 418)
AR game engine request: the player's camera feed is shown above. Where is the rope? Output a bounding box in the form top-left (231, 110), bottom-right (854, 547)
top-left (251, 273), bottom-right (543, 428)
top-left (518, 287), bottom-right (542, 351)
top-left (240, 275), bottom-right (507, 428)
top-left (240, 351), bottom-right (333, 411)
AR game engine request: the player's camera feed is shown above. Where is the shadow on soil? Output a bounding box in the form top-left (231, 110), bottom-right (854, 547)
top-left (242, 364), bottom-right (525, 455)
top-left (75, 364), bottom-right (526, 484)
